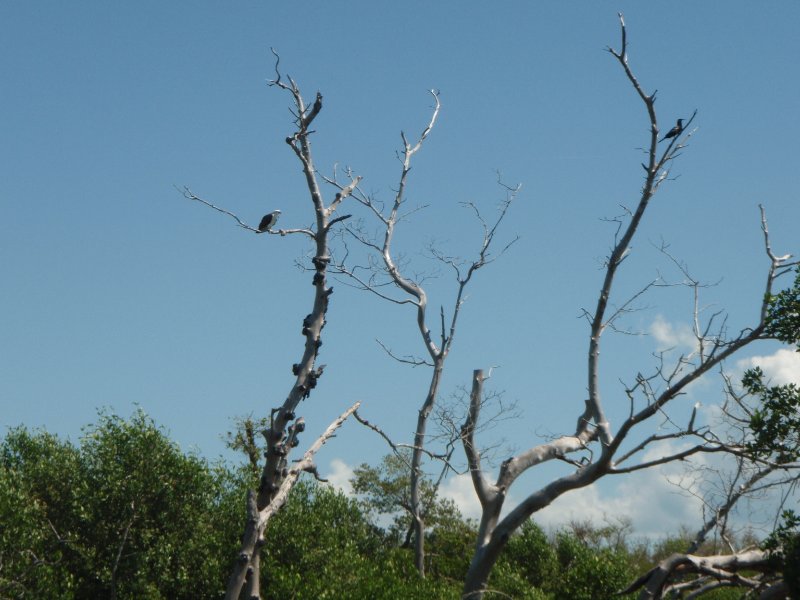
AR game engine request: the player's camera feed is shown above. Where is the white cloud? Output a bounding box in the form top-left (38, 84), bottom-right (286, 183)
top-left (649, 315), bottom-right (697, 352)
top-left (438, 473), bottom-right (483, 520)
top-left (323, 455), bottom-right (713, 540)
top-left (437, 451), bottom-right (706, 539)
top-left (533, 466), bottom-right (703, 539)
top-left (325, 458), bottom-right (355, 496)
top-left (736, 348), bottom-right (800, 386)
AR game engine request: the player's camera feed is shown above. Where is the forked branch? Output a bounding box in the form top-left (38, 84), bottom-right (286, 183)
top-left (225, 402), bottom-right (360, 600)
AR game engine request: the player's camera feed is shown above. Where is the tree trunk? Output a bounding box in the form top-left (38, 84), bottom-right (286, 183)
top-left (409, 360), bottom-right (444, 576)
top-left (225, 491), bottom-right (260, 600)
top-left (462, 544), bottom-right (499, 599)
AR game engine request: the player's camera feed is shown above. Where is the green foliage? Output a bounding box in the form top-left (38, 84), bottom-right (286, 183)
top-left (351, 452), bottom-right (469, 550)
top-left (262, 480), bottom-right (461, 599)
top-left (261, 480), bottom-right (377, 597)
top-left (551, 531), bottom-right (636, 600)
top-left (743, 367), bottom-right (800, 461)
top-left (78, 410), bottom-right (240, 598)
top-left (491, 520), bottom-right (637, 600)
top-left (223, 414), bottom-right (269, 480)
top-left (351, 453), bottom-right (413, 535)
top-left (0, 429), bottom-right (81, 597)
top-left (761, 510), bottom-right (800, 596)
top-left (783, 532), bottom-right (800, 596)
top-left (425, 500), bottom-right (477, 582)
top-left (648, 527), bottom-right (696, 563)
top-left (4, 416), bottom-right (793, 598)
top-left (765, 266), bottom-right (800, 347)
top-left (499, 520), bottom-right (558, 590)
top-left (488, 562), bottom-right (553, 600)
top-left (0, 410), bottom-right (243, 599)
top-left (346, 452), bottom-right (475, 592)
top-left (0, 414), bottom-right (464, 599)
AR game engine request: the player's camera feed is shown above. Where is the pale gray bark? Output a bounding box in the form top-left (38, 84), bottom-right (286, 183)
top-left (187, 59), bottom-right (361, 600)
top-left (460, 14), bottom-right (795, 599)
top-left (622, 549), bottom-right (776, 599)
top-left (225, 402), bottom-right (359, 600)
top-left (329, 93), bottom-right (519, 576)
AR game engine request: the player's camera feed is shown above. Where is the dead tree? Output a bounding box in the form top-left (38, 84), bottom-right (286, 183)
top-left (184, 54), bottom-right (360, 599)
top-left (620, 456), bottom-right (794, 599)
top-left (622, 471), bottom-right (788, 599)
top-left (327, 95), bottom-right (519, 575)
top-left (621, 349), bottom-right (800, 598)
top-left (459, 14), bottom-right (798, 599)
top-left (627, 550), bottom-right (781, 599)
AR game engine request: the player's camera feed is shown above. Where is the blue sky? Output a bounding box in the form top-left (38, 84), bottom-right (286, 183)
top-left (2, 2), bottom-right (799, 535)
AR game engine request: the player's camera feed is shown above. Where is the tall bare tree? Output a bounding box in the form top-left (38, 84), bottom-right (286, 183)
top-left (458, 15), bottom-right (799, 598)
top-left (184, 56), bottom-right (361, 599)
top-left (327, 96), bottom-right (519, 575)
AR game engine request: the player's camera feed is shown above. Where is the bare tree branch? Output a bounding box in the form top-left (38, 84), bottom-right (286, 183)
top-left (180, 186), bottom-right (315, 238)
top-left (220, 56), bottom-right (361, 599)
top-left (226, 402), bottom-right (359, 600)
top-left (621, 549), bottom-right (774, 598)
top-left (459, 15), bottom-right (794, 599)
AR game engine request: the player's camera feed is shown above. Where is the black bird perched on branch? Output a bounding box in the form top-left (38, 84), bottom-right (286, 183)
top-left (659, 119), bottom-right (684, 143)
top-left (258, 210), bottom-right (281, 232)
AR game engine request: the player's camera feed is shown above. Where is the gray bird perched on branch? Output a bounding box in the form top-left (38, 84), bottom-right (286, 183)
top-left (659, 119), bottom-right (684, 143)
top-left (258, 210), bottom-right (281, 232)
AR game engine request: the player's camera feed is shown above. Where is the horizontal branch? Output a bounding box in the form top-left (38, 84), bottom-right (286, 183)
top-left (180, 186), bottom-right (315, 238)
top-left (620, 548), bottom-right (774, 597)
top-left (375, 338), bottom-right (433, 367)
top-left (609, 443), bottom-right (729, 474)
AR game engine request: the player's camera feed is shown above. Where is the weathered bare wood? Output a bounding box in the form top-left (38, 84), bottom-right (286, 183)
top-left (621, 549), bottom-right (773, 599)
top-left (181, 56), bottom-right (362, 600)
top-left (459, 14), bottom-right (793, 599)
top-left (225, 402), bottom-right (359, 599)
top-left (328, 90), bottom-right (520, 576)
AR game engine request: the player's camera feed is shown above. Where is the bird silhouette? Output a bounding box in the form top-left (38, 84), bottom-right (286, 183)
top-left (258, 210), bottom-right (281, 232)
top-left (659, 119), bottom-right (684, 143)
